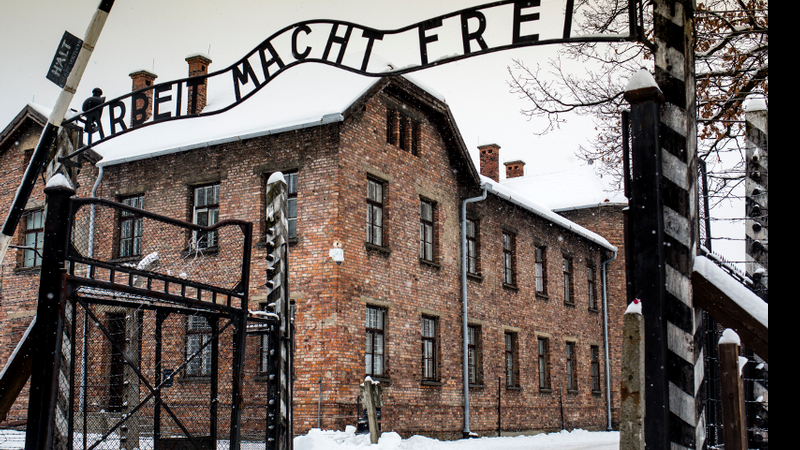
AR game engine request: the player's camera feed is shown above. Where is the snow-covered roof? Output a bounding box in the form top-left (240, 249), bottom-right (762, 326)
top-left (481, 175), bottom-right (616, 252)
top-left (91, 56), bottom-right (446, 167)
top-left (500, 165), bottom-right (627, 211)
top-left (93, 64), bottom-right (382, 166)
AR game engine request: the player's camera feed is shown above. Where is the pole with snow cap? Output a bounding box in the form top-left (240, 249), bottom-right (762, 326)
top-left (0, 0), bottom-right (114, 267)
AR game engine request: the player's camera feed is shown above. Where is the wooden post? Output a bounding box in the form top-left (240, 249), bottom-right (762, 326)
top-left (719, 331), bottom-right (748, 450)
top-left (620, 301), bottom-right (645, 450)
top-left (360, 377), bottom-right (382, 444)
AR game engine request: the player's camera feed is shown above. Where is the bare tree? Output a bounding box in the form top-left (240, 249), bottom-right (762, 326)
top-left (508, 0), bottom-right (768, 204)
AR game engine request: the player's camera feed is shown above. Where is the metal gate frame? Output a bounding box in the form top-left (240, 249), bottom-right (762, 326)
top-left (25, 185), bottom-right (286, 450)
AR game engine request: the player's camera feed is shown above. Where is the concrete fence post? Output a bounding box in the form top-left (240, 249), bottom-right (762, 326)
top-left (620, 300), bottom-right (645, 450)
top-left (360, 377), bottom-right (382, 444)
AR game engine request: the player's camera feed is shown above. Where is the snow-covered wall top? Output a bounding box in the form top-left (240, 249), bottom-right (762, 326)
top-left (694, 255), bottom-right (768, 329)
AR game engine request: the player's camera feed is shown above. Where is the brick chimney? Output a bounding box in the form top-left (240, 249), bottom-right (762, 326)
top-left (129, 70), bottom-right (157, 125)
top-left (478, 143), bottom-right (500, 182)
top-left (186, 54), bottom-right (212, 114)
top-left (505, 160), bottom-right (525, 179)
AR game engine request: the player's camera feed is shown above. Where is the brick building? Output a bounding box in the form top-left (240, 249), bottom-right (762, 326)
top-left (1, 59), bottom-right (626, 439)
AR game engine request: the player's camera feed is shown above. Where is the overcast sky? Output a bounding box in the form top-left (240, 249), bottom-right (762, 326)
top-left (1, 0), bottom-right (602, 174)
top-left (1, 0), bottom-right (745, 264)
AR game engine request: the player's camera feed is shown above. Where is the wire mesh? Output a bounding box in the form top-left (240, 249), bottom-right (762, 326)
top-left (61, 298), bottom-right (248, 450)
top-left (50, 196), bottom-right (278, 450)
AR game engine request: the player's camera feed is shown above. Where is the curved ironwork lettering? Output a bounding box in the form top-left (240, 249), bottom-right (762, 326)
top-left (63, 0), bottom-right (636, 156)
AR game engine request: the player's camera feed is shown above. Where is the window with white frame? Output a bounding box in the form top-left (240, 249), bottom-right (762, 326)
top-left (502, 232), bottom-right (516, 286)
top-left (22, 210), bottom-right (44, 268)
top-left (563, 256), bottom-right (574, 305)
top-left (538, 336), bottom-right (551, 390)
top-left (365, 306), bottom-right (386, 377)
top-left (366, 178), bottom-right (384, 247)
top-left (420, 199), bottom-right (435, 262)
top-left (466, 218), bottom-right (479, 276)
top-left (186, 315), bottom-right (212, 377)
top-left (192, 184), bottom-right (220, 249)
top-left (535, 245), bottom-right (547, 295)
top-left (421, 316), bottom-right (438, 381)
top-left (119, 194), bottom-right (144, 258)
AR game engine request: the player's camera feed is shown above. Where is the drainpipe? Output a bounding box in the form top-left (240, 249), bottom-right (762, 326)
top-left (461, 185), bottom-right (487, 437)
top-left (601, 248), bottom-right (617, 431)
top-left (88, 164), bottom-right (104, 259)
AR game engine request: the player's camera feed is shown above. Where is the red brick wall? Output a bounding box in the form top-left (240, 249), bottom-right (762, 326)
top-left (0, 122), bottom-right (48, 423)
top-left (0, 79), bottom-right (622, 438)
top-left (558, 204), bottom-right (627, 428)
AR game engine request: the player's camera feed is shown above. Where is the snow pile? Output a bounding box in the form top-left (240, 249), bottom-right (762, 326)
top-left (294, 427), bottom-right (619, 450)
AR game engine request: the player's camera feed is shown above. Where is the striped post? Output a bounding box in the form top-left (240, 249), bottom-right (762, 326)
top-left (652, 1), bottom-right (705, 448)
top-left (745, 101), bottom-right (768, 300)
top-left (744, 98), bottom-right (768, 448)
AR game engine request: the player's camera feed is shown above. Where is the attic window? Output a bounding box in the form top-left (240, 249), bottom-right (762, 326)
top-left (386, 108), bottom-right (420, 156)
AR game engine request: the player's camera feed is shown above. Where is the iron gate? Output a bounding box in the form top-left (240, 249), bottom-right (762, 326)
top-left (27, 189), bottom-right (287, 450)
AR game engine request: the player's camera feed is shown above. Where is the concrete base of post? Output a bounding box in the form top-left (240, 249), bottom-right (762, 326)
top-left (620, 309), bottom-right (645, 450)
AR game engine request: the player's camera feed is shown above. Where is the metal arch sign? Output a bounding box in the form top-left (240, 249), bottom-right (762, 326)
top-left (63, 0), bottom-right (638, 155)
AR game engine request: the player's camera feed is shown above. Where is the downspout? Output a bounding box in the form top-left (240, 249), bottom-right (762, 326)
top-left (601, 248), bottom-right (617, 431)
top-left (461, 185), bottom-right (487, 437)
top-left (88, 164), bottom-right (104, 259)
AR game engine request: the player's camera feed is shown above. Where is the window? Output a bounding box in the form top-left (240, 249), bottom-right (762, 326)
top-left (502, 232), bottom-right (516, 286)
top-left (537, 337), bottom-right (551, 390)
top-left (468, 325), bottom-right (481, 385)
top-left (566, 342), bottom-right (578, 392)
top-left (466, 219), bottom-right (479, 276)
top-left (186, 315), bottom-right (212, 377)
top-left (421, 316), bottom-right (438, 380)
top-left (366, 178), bottom-right (384, 247)
top-left (193, 184), bottom-right (220, 249)
top-left (587, 264), bottom-right (597, 310)
top-left (535, 246), bottom-right (547, 294)
top-left (504, 332), bottom-right (519, 387)
top-left (420, 199), bottom-right (435, 262)
top-left (562, 256), bottom-right (574, 304)
top-left (387, 109), bottom-right (420, 155)
top-left (22, 210), bottom-right (44, 268)
top-left (286, 171), bottom-right (298, 239)
top-left (590, 345), bottom-right (601, 393)
top-left (119, 194), bottom-right (144, 257)
top-left (365, 306), bottom-right (386, 377)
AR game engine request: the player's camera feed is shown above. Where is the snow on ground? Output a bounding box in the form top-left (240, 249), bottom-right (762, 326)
top-left (0, 428), bottom-right (619, 450)
top-left (294, 427), bottom-right (619, 450)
